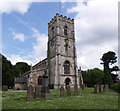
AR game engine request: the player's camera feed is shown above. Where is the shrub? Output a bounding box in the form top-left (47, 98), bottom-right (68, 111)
top-left (110, 83), bottom-right (120, 93)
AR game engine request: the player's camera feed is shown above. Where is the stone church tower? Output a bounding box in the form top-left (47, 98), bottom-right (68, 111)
top-left (47, 13), bottom-right (79, 89)
top-left (14, 13), bottom-right (83, 90)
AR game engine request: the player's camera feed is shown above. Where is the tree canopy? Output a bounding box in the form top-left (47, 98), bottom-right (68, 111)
top-left (100, 51), bottom-right (119, 86)
top-left (1, 54), bottom-right (30, 88)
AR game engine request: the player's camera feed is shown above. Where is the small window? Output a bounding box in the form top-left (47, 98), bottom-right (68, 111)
top-left (38, 76), bottom-right (42, 85)
top-left (64, 26), bottom-right (67, 35)
top-left (52, 26), bottom-right (54, 36)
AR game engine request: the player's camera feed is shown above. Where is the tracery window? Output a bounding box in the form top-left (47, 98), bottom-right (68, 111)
top-left (64, 60), bottom-right (70, 74)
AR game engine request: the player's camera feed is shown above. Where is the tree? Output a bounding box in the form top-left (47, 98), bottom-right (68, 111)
top-left (100, 51), bottom-right (119, 86)
top-left (82, 68), bottom-right (104, 87)
top-left (1, 54), bottom-right (30, 88)
top-left (2, 54), bottom-right (14, 88)
top-left (13, 62), bottom-right (30, 77)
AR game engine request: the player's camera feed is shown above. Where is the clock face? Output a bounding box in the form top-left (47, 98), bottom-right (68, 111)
top-left (65, 39), bottom-right (69, 44)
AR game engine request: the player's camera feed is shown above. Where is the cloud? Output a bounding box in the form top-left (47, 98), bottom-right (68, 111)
top-left (67, 0), bottom-right (118, 70)
top-left (31, 27), bottom-right (48, 63)
top-left (9, 28), bottom-right (25, 42)
top-left (8, 54), bottom-right (32, 65)
top-left (0, 1), bottom-right (32, 14)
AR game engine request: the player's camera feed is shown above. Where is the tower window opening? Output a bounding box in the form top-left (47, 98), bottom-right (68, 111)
top-left (64, 26), bottom-right (67, 35)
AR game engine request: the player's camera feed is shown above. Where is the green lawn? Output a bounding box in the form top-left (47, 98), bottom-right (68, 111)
top-left (1, 88), bottom-right (119, 109)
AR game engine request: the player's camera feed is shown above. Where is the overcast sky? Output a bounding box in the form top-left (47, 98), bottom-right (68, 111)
top-left (1, 0), bottom-right (119, 72)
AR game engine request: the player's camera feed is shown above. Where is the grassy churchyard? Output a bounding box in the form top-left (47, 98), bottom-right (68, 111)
top-left (2, 88), bottom-right (119, 109)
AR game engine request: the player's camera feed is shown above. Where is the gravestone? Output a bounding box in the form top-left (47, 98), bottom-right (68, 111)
top-left (67, 85), bottom-right (71, 96)
top-left (100, 85), bottom-right (104, 92)
top-left (41, 76), bottom-right (50, 98)
top-left (74, 84), bottom-right (78, 95)
top-left (60, 85), bottom-right (64, 97)
top-left (27, 85), bottom-right (34, 101)
top-left (105, 84), bottom-right (109, 92)
top-left (96, 85), bottom-right (99, 93)
top-left (2, 85), bottom-right (8, 91)
top-left (94, 85), bottom-right (99, 93)
top-left (35, 85), bottom-right (42, 99)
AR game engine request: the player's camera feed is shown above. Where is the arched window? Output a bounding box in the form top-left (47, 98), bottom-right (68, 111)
top-left (64, 26), bottom-right (67, 35)
top-left (64, 60), bottom-right (70, 74)
top-left (38, 76), bottom-right (42, 85)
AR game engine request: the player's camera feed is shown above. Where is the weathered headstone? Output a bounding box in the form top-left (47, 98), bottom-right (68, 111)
top-left (27, 85), bottom-right (34, 101)
top-left (94, 85), bottom-right (99, 93)
top-left (96, 85), bottom-right (99, 93)
top-left (41, 76), bottom-right (50, 98)
top-left (67, 85), bottom-right (71, 96)
top-left (74, 84), bottom-right (78, 95)
top-left (60, 85), bottom-right (64, 97)
top-left (99, 85), bottom-right (104, 92)
top-left (2, 85), bottom-right (8, 91)
top-left (105, 84), bottom-right (109, 92)
top-left (35, 85), bottom-right (42, 99)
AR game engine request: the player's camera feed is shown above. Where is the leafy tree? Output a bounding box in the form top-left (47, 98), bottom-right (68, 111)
top-left (82, 68), bottom-right (104, 87)
top-left (2, 54), bottom-right (14, 88)
top-left (1, 54), bottom-right (30, 88)
top-left (100, 51), bottom-right (119, 86)
top-left (13, 62), bottom-right (30, 77)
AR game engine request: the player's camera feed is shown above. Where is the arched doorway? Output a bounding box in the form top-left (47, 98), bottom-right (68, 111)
top-left (65, 78), bottom-right (71, 89)
top-left (38, 76), bottom-right (42, 85)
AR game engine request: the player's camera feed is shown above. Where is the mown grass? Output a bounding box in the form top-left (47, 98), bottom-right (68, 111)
top-left (1, 88), bottom-right (119, 109)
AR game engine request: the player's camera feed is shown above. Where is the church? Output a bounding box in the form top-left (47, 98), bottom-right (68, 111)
top-left (14, 13), bottom-right (83, 90)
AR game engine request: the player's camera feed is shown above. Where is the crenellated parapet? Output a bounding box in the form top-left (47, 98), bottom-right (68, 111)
top-left (48, 13), bottom-right (74, 27)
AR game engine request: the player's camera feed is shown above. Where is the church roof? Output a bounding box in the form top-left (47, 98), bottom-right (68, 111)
top-left (14, 77), bottom-right (27, 83)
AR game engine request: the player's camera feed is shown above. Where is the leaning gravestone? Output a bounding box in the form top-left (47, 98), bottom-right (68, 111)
top-left (27, 85), bottom-right (34, 101)
top-left (60, 85), bottom-right (64, 97)
top-left (35, 85), bottom-right (42, 99)
top-left (74, 84), bottom-right (78, 95)
top-left (41, 76), bottom-right (50, 98)
top-left (2, 85), bottom-right (8, 91)
top-left (105, 84), bottom-right (109, 92)
top-left (67, 85), bottom-right (71, 96)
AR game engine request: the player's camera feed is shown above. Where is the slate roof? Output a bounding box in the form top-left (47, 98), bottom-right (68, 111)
top-left (14, 77), bottom-right (27, 83)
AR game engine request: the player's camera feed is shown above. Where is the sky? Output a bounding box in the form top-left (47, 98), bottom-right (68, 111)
top-left (1, 0), bottom-right (119, 72)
